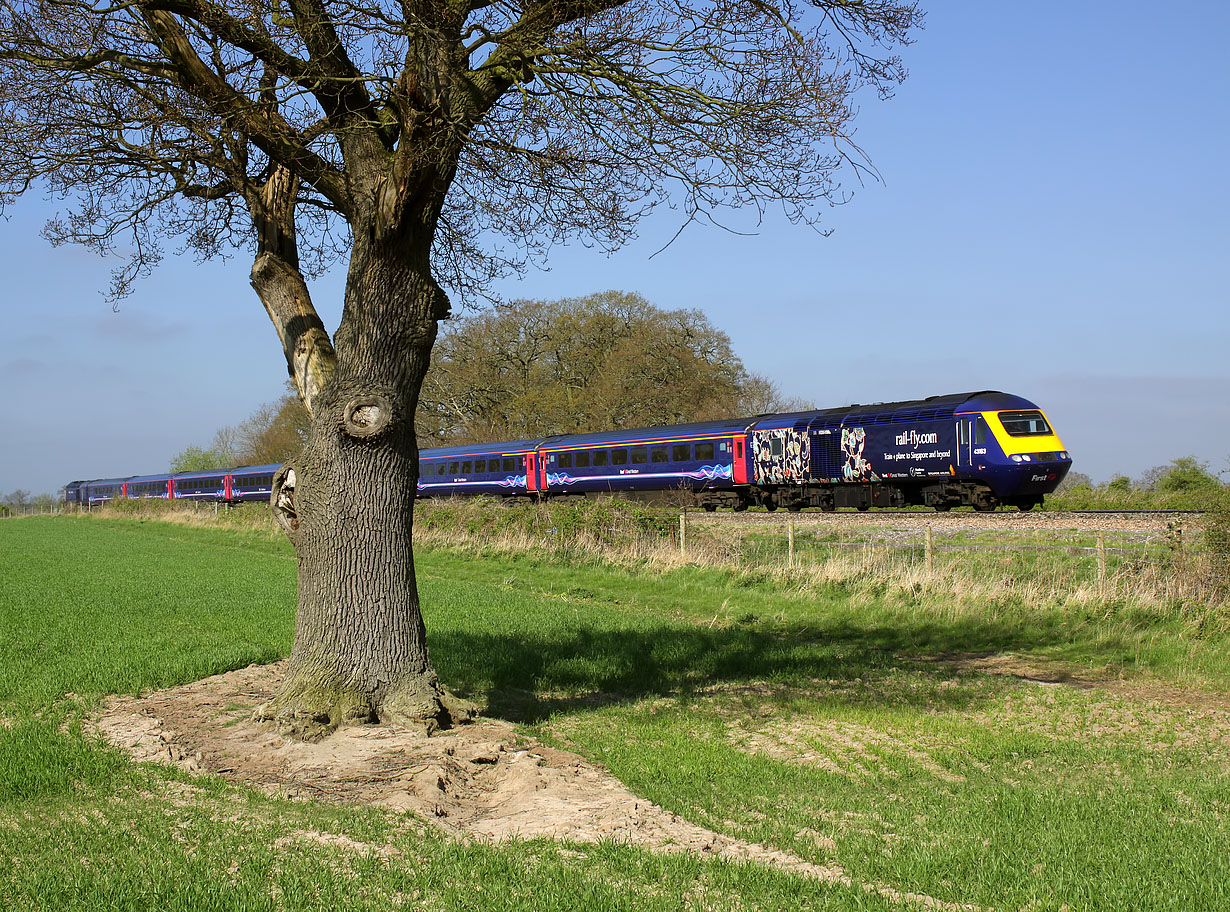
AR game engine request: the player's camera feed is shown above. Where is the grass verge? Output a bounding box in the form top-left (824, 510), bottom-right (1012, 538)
top-left (1, 514), bottom-right (1227, 910)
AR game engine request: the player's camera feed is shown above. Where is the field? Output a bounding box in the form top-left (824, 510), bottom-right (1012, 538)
top-left (2, 513), bottom-right (1228, 911)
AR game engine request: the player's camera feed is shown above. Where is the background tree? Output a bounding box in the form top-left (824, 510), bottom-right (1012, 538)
top-left (2, 489), bottom-right (31, 511)
top-left (233, 391), bottom-right (312, 464)
top-left (417, 290), bottom-right (808, 444)
top-left (0, 0), bottom-right (922, 737)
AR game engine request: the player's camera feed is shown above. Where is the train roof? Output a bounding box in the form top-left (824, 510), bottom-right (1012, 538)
top-left (228, 463), bottom-right (282, 475)
top-left (748, 391), bottom-right (1039, 430)
top-left (126, 472), bottom-right (173, 484)
top-left (420, 416), bottom-right (757, 460)
top-left (417, 393), bottom-right (1047, 458)
top-left (80, 476), bottom-right (134, 486)
top-left (171, 468), bottom-right (230, 480)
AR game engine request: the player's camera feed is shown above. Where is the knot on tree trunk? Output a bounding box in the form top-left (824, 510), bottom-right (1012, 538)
top-left (342, 393), bottom-right (394, 439)
top-left (272, 465), bottom-right (299, 536)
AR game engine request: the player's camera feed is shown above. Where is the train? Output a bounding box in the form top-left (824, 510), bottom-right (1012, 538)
top-left (64, 391), bottom-right (1071, 513)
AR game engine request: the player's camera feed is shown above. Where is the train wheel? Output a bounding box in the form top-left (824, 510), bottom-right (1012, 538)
top-left (765, 501), bottom-right (778, 512)
top-left (857, 503), bottom-right (870, 512)
top-left (1017, 503), bottom-right (1034, 512)
top-left (787, 503), bottom-right (802, 513)
top-left (703, 503), bottom-right (718, 512)
top-left (973, 502), bottom-right (997, 512)
top-left (934, 504), bottom-right (951, 512)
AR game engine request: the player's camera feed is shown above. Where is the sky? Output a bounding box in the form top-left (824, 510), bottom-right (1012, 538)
top-left (2, 0), bottom-right (1228, 496)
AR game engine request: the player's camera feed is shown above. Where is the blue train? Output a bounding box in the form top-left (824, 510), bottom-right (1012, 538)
top-left (63, 464), bottom-right (281, 508)
top-left (66, 390), bottom-right (1070, 512)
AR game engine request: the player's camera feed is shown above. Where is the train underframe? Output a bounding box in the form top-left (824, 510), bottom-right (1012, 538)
top-left (695, 481), bottom-right (1041, 513)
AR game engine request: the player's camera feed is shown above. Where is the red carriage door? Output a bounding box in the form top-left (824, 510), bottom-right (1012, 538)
top-left (224, 475), bottom-right (233, 500)
top-left (525, 453), bottom-right (539, 492)
top-left (732, 436), bottom-right (750, 484)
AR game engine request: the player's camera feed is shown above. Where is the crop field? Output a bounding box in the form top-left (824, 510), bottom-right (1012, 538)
top-left (2, 513), bottom-right (1229, 911)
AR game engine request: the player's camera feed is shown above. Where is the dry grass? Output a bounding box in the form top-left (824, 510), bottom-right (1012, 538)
top-left (77, 495), bottom-right (1230, 635)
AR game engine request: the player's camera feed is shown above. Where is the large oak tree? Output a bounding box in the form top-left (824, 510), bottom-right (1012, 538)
top-left (0, 0), bottom-right (922, 737)
top-left (416, 290), bottom-right (806, 445)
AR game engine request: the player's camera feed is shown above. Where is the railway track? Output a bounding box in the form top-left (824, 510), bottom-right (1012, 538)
top-left (686, 508), bottom-right (1208, 533)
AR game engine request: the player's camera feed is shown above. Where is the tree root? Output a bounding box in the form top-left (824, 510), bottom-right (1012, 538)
top-left (254, 671), bottom-right (477, 741)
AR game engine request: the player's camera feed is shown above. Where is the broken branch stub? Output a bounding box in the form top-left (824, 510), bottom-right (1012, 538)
top-left (342, 394), bottom-right (393, 439)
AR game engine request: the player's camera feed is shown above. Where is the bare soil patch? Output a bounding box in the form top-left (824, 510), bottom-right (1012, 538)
top-left (95, 663), bottom-right (989, 909)
top-left (94, 663), bottom-right (851, 881)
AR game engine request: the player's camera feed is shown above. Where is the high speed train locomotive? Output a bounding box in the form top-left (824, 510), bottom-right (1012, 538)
top-left (64, 391), bottom-right (1071, 513)
top-left (415, 390), bottom-right (1072, 512)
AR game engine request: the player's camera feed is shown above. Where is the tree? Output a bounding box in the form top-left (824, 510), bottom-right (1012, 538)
top-left (233, 392), bottom-right (312, 464)
top-left (1154, 457), bottom-right (1222, 496)
top-left (3, 489), bottom-right (31, 510)
top-left (169, 444), bottom-right (232, 473)
top-left (0, 0), bottom-right (922, 737)
top-left (1054, 471), bottom-right (1092, 494)
top-left (417, 290), bottom-right (800, 444)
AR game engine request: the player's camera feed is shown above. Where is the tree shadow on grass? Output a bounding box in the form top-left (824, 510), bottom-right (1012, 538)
top-left (430, 613), bottom-right (1081, 724)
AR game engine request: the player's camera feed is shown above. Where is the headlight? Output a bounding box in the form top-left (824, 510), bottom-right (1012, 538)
top-left (1011, 454), bottom-right (1023, 463)
top-left (1021, 454), bottom-right (1032, 462)
top-left (1059, 451), bottom-right (1069, 460)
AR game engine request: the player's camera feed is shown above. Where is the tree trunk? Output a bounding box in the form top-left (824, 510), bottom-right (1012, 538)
top-left (255, 231), bottom-right (470, 740)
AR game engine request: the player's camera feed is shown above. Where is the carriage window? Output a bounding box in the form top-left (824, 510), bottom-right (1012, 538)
top-left (575, 451), bottom-right (590, 468)
top-left (631, 448), bottom-right (648, 464)
top-left (695, 442), bottom-right (715, 460)
top-left (611, 449), bottom-right (628, 466)
top-left (502, 457), bottom-right (515, 472)
top-left (998, 410), bottom-right (1052, 437)
top-left (475, 459), bottom-right (487, 473)
top-left (672, 444), bottom-right (691, 462)
top-left (769, 437), bottom-right (784, 457)
top-left (461, 461), bottom-right (472, 474)
top-left (558, 452), bottom-right (573, 468)
top-left (449, 462), bottom-right (459, 474)
top-left (651, 446), bottom-right (669, 463)
top-left (593, 450), bottom-right (609, 467)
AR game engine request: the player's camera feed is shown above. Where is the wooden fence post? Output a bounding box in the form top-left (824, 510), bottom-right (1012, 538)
top-left (679, 512), bottom-right (687, 557)
top-left (788, 516), bottom-right (796, 569)
top-left (1096, 531), bottom-right (1107, 595)
top-left (925, 525), bottom-right (933, 573)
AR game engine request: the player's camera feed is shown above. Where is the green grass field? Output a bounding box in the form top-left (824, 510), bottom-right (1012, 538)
top-left (2, 515), bottom-right (1227, 910)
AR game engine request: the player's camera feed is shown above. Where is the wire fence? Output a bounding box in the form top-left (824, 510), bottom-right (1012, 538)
top-left (680, 513), bottom-right (1224, 597)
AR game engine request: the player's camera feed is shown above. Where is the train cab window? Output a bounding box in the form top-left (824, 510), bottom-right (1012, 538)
top-left (672, 444), bottom-right (691, 462)
top-left (449, 462), bottom-right (459, 475)
top-left (998, 410), bottom-right (1052, 437)
top-left (558, 453), bottom-right (573, 469)
top-left (974, 418), bottom-right (987, 446)
top-left (575, 451), bottom-right (591, 468)
top-left (593, 450), bottom-right (609, 467)
top-left (502, 457), bottom-right (515, 472)
top-left (651, 446), bottom-right (669, 463)
top-left (611, 449), bottom-right (627, 466)
top-left (695, 442), bottom-right (715, 461)
top-left (631, 448), bottom-right (648, 465)
top-left (769, 437), bottom-right (784, 457)
top-left (461, 461), bottom-right (472, 474)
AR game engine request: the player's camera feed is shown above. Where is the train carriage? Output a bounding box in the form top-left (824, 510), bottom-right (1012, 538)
top-left (65, 390), bottom-right (1072, 513)
top-left (228, 464), bottom-right (281, 503)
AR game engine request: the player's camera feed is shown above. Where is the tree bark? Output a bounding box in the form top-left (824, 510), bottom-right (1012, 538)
top-left (255, 228), bottom-right (471, 740)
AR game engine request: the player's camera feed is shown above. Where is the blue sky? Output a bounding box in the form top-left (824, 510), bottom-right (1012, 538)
top-left (2, 0), bottom-right (1228, 495)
